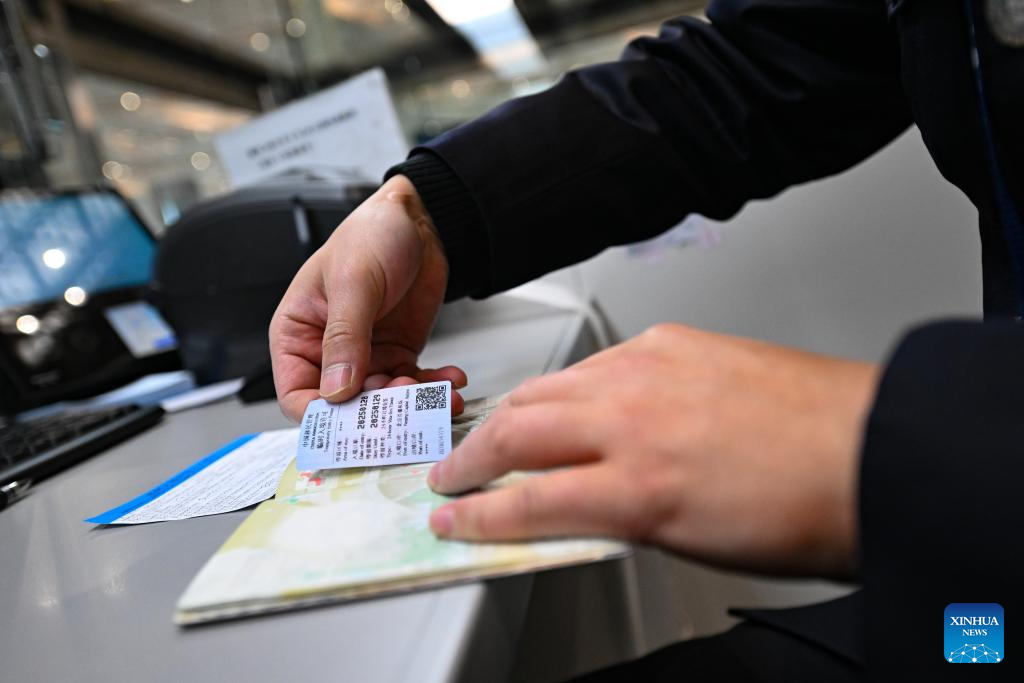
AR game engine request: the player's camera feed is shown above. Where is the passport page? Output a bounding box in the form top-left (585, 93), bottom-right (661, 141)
top-left (175, 394), bottom-right (630, 624)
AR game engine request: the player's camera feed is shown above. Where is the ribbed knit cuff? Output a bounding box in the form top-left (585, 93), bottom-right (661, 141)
top-left (385, 152), bottom-right (488, 301)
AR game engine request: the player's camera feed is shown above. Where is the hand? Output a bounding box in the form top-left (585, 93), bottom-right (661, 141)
top-left (427, 323), bottom-right (880, 579)
top-left (270, 175), bottom-right (467, 421)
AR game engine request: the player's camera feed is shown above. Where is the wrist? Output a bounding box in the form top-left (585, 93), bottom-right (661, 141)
top-left (379, 174), bottom-right (439, 238)
top-left (384, 153), bottom-right (488, 301)
top-left (825, 360), bottom-right (882, 578)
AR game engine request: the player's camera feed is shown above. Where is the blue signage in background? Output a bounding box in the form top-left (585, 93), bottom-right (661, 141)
top-left (945, 603), bottom-right (1004, 663)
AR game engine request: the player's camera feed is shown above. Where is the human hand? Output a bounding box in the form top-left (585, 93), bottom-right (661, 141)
top-left (428, 323), bottom-right (880, 579)
top-left (270, 174), bottom-right (467, 421)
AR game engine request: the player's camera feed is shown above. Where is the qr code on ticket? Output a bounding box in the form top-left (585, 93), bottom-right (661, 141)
top-left (415, 385), bottom-right (447, 411)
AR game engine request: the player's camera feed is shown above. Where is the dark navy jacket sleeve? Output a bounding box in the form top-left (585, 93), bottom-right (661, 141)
top-left (859, 320), bottom-right (1022, 676)
top-left (390, 0), bottom-right (913, 300)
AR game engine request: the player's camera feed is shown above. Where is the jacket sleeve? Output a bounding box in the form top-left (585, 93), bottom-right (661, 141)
top-left (859, 320), bottom-right (1023, 674)
top-left (389, 0), bottom-right (913, 300)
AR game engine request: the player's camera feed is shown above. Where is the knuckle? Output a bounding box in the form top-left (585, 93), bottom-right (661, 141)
top-left (683, 406), bottom-right (714, 445)
top-left (278, 399), bottom-right (299, 422)
top-left (438, 450), bottom-right (462, 485)
top-left (451, 501), bottom-right (475, 535)
top-left (616, 399), bottom-right (647, 431)
top-left (488, 417), bottom-right (515, 456)
top-left (642, 322), bottom-right (688, 343)
top-left (460, 497), bottom-right (495, 538)
top-left (485, 417), bottom-right (524, 471)
top-left (322, 319), bottom-right (361, 346)
top-left (619, 349), bottom-right (658, 375)
top-left (268, 301), bottom-right (294, 340)
top-left (642, 322), bottom-right (671, 339)
top-left (328, 253), bottom-right (385, 300)
top-left (509, 376), bottom-right (545, 405)
top-left (625, 466), bottom-right (680, 541)
top-left (512, 483), bottom-right (543, 532)
top-left (612, 346), bottom-right (663, 379)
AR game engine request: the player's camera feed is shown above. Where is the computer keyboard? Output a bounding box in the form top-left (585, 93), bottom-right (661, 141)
top-left (0, 404), bottom-right (164, 487)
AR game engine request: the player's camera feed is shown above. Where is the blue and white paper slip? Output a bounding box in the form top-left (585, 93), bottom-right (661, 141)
top-left (296, 381), bottom-right (452, 472)
top-left (86, 429), bottom-right (298, 525)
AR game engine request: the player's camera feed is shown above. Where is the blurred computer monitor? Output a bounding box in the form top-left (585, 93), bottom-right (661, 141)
top-left (0, 187), bottom-right (180, 413)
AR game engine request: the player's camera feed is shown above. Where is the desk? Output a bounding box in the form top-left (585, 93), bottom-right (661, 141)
top-left (0, 300), bottom-right (681, 682)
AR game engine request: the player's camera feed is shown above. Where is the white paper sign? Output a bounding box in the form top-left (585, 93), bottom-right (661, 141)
top-left (296, 382), bottom-right (452, 471)
top-left (216, 68), bottom-right (407, 187)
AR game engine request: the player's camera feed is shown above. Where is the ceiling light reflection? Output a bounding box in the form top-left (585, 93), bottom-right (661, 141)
top-left (426, 0), bottom-right (546, 78)
top-left (427, 0), bottom-right (512, 24)
top-left (64, 286), bottom-right (88, 307)
top-left (250, 32), bottom-right (270, 52)
top-left (102, 161), bottom-right (126, 180)
top-left (190, 151), bottom-right (211, 170)
top-left (42, 248), bottom-right (66, 269)
top-left (119, 91), bottom-right (141, 111)
top-left (16, 315), bottom-right (40, 335)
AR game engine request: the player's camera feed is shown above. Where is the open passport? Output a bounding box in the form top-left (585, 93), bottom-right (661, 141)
top-left (175, 395), bottom-right (629, 625)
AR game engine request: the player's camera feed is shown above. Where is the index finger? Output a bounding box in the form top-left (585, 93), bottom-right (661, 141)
top-left (429, 466), bottom-right (629, 541)
top-left (270, 312), bottom-right (331, 421)
top-left (429, 403), bottom-right (602, 494)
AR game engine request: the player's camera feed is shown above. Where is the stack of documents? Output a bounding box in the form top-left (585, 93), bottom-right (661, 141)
top-left (175, 395), bottom-right (629, 625)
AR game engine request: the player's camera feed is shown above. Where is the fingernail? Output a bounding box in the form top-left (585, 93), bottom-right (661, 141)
top-left (428, 460), bottom-right (444, 489)
top-left (320, 364), bottom-right (353, 398)
top-left (431, 506), bottom-right (454, 537)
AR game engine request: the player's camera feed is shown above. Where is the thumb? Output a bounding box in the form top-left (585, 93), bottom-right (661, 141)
top-left (319, 273), bottom-right (380, 403)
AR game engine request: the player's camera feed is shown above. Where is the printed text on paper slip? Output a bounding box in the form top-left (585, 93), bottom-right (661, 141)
top-left (296, 381), bottom-right (452, 472)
